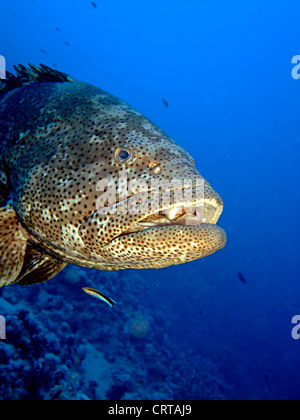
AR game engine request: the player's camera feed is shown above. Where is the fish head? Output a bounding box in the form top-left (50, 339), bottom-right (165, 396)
top-left (77, 105), bottom-right (226, 270)
top-left (0, 66), bottom-right (226, 284)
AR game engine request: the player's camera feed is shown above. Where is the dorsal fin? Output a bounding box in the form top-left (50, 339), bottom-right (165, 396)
top-left (0, 64), bottom-right (74, 95)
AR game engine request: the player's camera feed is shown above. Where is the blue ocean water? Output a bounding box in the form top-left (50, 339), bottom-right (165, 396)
top-left (0, 0), bottom-right (299, 400)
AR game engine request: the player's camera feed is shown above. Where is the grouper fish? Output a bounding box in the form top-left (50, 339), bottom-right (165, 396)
top-left (0, 64), bottom-right (226, 287)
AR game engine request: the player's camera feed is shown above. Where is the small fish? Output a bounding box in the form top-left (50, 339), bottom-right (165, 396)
top-left (91, 1), bottom-right (97, 9)
top-left (64, 41), bottom-right (71, 46)
top-left (238, 272), bottom-right (247, 284)
top-left (39, 48), bottom-right (47, 55)
top-left (82, 287), bottom-right (116, 307)
top-left (161, 98), bottom-right (169, 108)
top-left (55, 26), bottom-right (60, 32)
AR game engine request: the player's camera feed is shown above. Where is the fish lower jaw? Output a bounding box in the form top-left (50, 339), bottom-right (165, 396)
top-left (102, 223), bottom-right (227, 270)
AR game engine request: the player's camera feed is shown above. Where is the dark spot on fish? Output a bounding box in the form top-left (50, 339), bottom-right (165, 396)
top-left (64, 41), bottom-right (71, 47)
top-left (238, 272), bottom-right (247, 284)
top-left (91, 1), bottom-right (97, 9)
top-left (161, 98), bottom-right (169, 108)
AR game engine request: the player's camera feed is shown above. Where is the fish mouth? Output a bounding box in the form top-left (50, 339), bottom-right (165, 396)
top-left (120, 196), bottom-right (224, 237)
top-left (104, 185), bottom-right (227, 268)
top-left (79, 183), bottom-right (226, 267)
top-left (99, 190), bottom-right (227, 269)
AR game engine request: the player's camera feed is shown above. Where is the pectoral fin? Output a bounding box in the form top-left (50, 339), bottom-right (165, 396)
top-left (0, 207), bottom-right (28, 287)
top-left (0, 207), bottom-right (67, 287)
top-left (16, 244), bottom-right (67, 286)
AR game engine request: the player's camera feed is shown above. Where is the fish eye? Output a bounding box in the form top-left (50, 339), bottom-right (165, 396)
top-left (114, 146), bottom-right (135, 165)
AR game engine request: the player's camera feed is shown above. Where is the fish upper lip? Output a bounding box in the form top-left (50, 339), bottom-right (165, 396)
top-left (115, 198), bottom-right (224, 239)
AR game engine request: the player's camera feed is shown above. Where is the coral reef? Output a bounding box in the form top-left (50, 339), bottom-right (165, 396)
top-left (124, 312), bottom-right (150, 338)
top-left (0, 266), bottom-right (234, 400)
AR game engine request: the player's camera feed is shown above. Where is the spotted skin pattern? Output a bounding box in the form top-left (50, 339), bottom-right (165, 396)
top-left (0, 65), bottom-right (226, 286)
